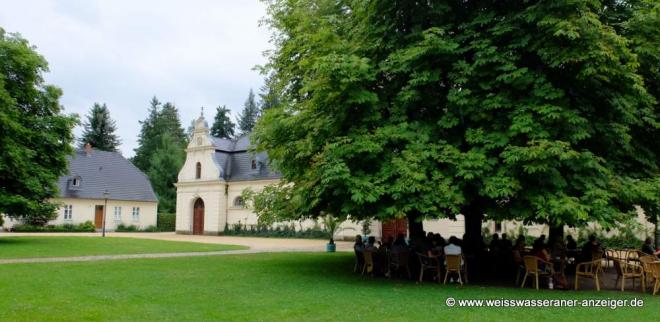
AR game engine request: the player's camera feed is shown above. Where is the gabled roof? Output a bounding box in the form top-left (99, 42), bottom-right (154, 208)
top-left (209, 134), bottom-right (281, 182)
top-left (57, 149), bottom-right (158, 202)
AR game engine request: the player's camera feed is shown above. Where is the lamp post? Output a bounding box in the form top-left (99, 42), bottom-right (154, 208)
top-left (102, 190), bottom-right (109, 237)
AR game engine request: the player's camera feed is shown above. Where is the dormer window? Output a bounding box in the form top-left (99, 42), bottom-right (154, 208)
top-left (69, 176), bottom-right (82, 190)
top-left (251, 160), bottom-right (257, 170)
top-left (196, 162), bottom-right (202, 179)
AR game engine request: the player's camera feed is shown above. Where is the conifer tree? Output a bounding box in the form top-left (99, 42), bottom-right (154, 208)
top-left (236, 89), bottom-right (259, 134)
top-left (211, 105), bottom-right (235, 139)
top-left (79, 103), bottom-right (121, 151)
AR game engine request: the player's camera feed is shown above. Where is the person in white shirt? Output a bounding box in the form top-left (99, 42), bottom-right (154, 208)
top-left (444, 236), bottom-right (464, 266)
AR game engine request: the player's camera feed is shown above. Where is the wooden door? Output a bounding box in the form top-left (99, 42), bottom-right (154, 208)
top-left (192, 198), bottom-right (204, 235)
top-left (381, 218), bottom-right (407, 241)
top-left (94, 205), bottom-right (104, 229)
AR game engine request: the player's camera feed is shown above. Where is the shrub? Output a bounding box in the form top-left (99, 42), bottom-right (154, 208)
top-left (115, 224), bottom-right (139, 232)
top-left (223, 222), bottom-right (326, 239)
top-left (10, 221), bottom-right (95, 232)
top-left (157, 213), bottom-right (176, 231)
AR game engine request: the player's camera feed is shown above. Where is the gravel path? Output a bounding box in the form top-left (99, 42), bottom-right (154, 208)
top-left (0, 232), bottom-right (354, 265)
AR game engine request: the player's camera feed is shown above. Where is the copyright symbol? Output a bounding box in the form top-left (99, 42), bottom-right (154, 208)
top-left (446, 297), bottom-right (456, 307)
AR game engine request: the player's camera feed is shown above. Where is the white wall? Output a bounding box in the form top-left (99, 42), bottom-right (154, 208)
top-left (2, 198), bottom-right (157, 230)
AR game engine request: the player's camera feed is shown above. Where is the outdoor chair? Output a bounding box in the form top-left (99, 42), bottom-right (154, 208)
top-left (361, 250), bottom-right (374, 275)
top-left (520, 256), bottom-right (555, 290)
top-left (605, 249), bottom-right (624, 269)
top-left (417, 253), bottom-right (441, 283)
top-left (388, 250), bottom-right (411, 279)
top-left (444, 254), bottom-right (467, 285)
top-left (592, 250), bottom-right (605, 275)
top-left (353, 249), bottom-right (364, 273)
top-left (575, 259), bottom-right (603, 291)
top-left (639, 255), bottom-right (657, 290)
top-left (651, 261), bottom-right (660, 295)
top-left (613, 259), bottom-right (645, 292)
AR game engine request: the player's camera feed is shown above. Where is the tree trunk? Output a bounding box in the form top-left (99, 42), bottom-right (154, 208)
top-left (407, 211), bottom-right (424, 239)
top-left (462, 203), bottom-right (483, 255)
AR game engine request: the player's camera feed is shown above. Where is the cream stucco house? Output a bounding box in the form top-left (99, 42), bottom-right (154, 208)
top-left (2, 146), bottom-right (158, 231)
top-left (176, 116), bottom-right (655, 241)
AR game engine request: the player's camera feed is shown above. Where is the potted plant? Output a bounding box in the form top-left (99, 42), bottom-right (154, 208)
top-left (322, 214), bottom-right (342, 252)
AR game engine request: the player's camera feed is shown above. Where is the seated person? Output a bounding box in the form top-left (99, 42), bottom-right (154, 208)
top-left (391, 233), bottom-right (408, 252)
top-left (566, 235), bottom-right (577, 250)
top-left (444, 236), bottom-right (463, 265)
top-left (364, 236), bottom-right (378, 251)
top-left (354, 234), bottom-right (364, 252)
top-left (489, 233), bottom-right (501, 254)
top-left (642, 237), bottom-right (660, 256)
top-left (381, 236), bottom-right (394, 250)
top-left (579, 234), bottom-right (602, 263)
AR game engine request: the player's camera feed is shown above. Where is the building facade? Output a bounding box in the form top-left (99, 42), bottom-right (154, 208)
top-left (2, 146), bottom-right (158, 231)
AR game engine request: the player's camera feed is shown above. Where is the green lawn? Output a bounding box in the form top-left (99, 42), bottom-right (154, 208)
top-left (0, 236), bottom-right (246, 259)
top-left (0, 252), bottom-right (657, 321)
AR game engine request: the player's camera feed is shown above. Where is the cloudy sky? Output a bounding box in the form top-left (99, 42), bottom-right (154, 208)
top-left (0, 0), bottom-right (271, 157)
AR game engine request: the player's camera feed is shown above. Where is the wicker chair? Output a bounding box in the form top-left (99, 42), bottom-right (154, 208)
top-left (417, 253), bottom-right (441, 283)
top-left (520, 256), bottom-right (555, 290)
top-left (361, 250), bottom-right (374, 275)
top-left (444, 254), bottom-right (467, 285)
top-left (575, 259), bottom-right (603, 291)
top-left (639, 255), bottom-right (658, 291)
top-left (651, 261), bottom-right (660, 295)
top-left (613, 259), bottom-right (645, 292)
top-left (388, 250), bottom-right (411, 279)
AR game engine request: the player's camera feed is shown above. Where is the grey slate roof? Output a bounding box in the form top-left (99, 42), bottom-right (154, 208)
top-left (210, 134), bottom-right (281, 182)
top-left (57, 149), bottom-right (158, 202)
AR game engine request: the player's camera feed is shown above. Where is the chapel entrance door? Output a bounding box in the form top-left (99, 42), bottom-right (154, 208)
top-left (381, 218), bottom-right (407, 241)
top-left (192, 198), bottom-right (205, 235)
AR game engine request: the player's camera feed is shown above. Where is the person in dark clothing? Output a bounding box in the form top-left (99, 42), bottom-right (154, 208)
top-left (579, 234), bottom-right (602, 263)
top-left (500, 233), bottom-right (513, 252)
top-left (641, 237), bottom-right (657, 257)
top-left (566, 235), bottom-right (577, 250)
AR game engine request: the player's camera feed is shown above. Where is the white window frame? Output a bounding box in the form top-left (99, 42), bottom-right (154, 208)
top-left (63, 205), bottom-right (73, 220)
top-left (132, 207), bottom-right (140, 222)
top-left (114, 206), bottom-right (122, 221)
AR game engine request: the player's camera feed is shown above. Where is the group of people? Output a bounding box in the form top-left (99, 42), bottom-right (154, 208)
top-left (353, 230), bottom-right (660, 283)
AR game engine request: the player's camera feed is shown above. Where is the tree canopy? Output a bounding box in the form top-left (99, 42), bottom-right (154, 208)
top-left (236, 89), bottom-right (260, 134)
top-left (211, 105), bottom-right (236, 139)
top-left (78, 102), bottom-right (121, 151)
top-left (0, 28), bottom-right (77, 225)
top-left (251, 0), bottom-right (659, 241)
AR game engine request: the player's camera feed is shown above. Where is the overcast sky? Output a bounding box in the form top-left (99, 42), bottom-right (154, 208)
top-left (0, 0), bottom-right (271, 157)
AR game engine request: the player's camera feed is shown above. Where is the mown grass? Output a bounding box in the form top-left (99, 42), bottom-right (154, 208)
top-left (0, 252), bottom-right (657, 321)
top-left (0, 236), bottom-right (246, 259)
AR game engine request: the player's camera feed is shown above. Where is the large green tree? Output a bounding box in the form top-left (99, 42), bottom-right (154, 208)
top-left (211, 105), bottom-right (236, 139)
top-left (132, 98), bottom-right (187, 213)
top-left (78, 102), bottom-right (121, 151)
top-left (148, 133), bottom-right (185, 213)
top-left (236, 89), bottom-right (259, 134)
top-left (251, 0), bottom-right (658, 246)
top-left (0, 29), bottom-right (77, 225)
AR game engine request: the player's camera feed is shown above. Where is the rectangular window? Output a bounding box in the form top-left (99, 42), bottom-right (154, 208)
top-left (132, 207), bottom-right (140, 221)
top-left (114, 206), bottom-right (122, 221)
top-left (63, 205), bottom-right (73, 220)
